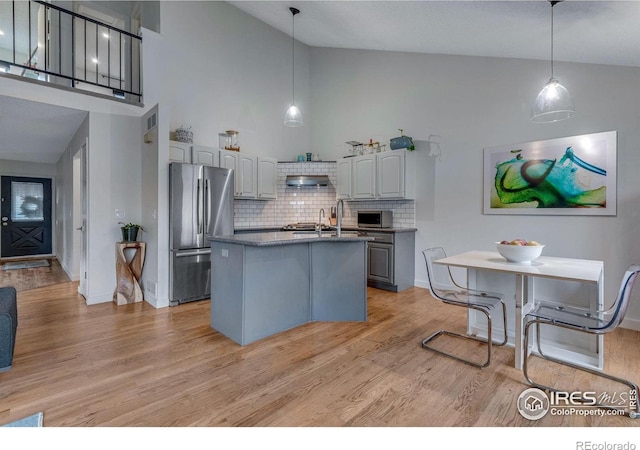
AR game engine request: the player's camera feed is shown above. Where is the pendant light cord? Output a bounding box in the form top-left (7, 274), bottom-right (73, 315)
top-left (550, 1), bottom-right (555, 78)
top-left (292, 12), bottom-right (295, 104)
top-left (290, 7), bottom-right (299, 105)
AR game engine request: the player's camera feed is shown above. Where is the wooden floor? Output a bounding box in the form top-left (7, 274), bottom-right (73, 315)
top-left (0, 264), bottom-right (639, 427)
top-left (0, 257), bottom-right (69, 291)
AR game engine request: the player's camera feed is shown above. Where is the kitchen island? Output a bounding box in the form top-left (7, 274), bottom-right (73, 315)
top-left (209, 231), bottom-right (372, 345)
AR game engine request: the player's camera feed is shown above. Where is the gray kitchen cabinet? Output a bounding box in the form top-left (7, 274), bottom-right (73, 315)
top-left (359, 229), bottom-right (416, 292)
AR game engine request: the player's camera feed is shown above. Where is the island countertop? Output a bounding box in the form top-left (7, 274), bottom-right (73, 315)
top-left (210, 231), bottom-right (373, 246)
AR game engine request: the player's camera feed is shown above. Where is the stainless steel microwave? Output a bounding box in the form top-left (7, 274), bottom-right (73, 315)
top-left (357, 210), bottom-right (393, 228)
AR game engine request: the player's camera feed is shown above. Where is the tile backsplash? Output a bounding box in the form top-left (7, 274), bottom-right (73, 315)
top-left (234, 162), bottom-right (415, 229)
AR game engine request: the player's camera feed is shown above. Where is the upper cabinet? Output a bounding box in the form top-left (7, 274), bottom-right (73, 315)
top-left (352, 155), bottom-right (377, 200)
top-left (257, 156), bottom-right (278, 200)
top-left (192, 145), bottom-right (219, 167)
top-left (220, 150), bottom-right (255, 198)
top-left (170, 143), bottom-right (276, 201)
top-left (169, 140), bottom-right (192, 164)
top-left (169, 142), bottom-right (219, 167)
top-left (336, 158), bottom-right (353, 200)
top-left (377, 151), bottom-right (408, 199)
top-left (337, 150), bottom-right (415, 201)
top-left (219, 150), bottom-right (275, 200)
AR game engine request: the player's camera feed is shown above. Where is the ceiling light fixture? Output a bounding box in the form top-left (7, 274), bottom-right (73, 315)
top-left (284, 7), bottom-right (302, 127)
top-left (530, 0), bottom-right (575, 123)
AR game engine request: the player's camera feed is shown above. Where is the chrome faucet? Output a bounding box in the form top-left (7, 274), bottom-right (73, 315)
top-left (317, 208), bottom-right (325, 236)
top-left (336, 199), bottom-right (344, 237)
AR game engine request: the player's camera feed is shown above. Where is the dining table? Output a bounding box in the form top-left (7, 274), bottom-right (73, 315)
top-left (434, 250), bottom-right (604, 370)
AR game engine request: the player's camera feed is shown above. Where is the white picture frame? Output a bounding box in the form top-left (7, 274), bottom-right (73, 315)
top-left (483, 130), bottom-right (617, 216)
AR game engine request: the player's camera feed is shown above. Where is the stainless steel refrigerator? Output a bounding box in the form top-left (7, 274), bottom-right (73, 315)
top-left (169, 163), bottom-right (234, 305)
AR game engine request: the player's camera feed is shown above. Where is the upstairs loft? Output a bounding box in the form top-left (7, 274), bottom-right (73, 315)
top-left (0, 1), bottom-right (142, 105)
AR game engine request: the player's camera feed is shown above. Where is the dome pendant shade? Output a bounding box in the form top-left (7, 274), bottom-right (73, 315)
top-left (284, 104), bottom-right (303, 127)
top-left (530, 77), bottom-right (575, 123)
top-left (530, 0), bottom-right (574, 123)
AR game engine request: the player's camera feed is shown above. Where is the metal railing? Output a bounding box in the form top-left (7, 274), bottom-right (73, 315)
top-left (0, 1), bottom-right (142, 102)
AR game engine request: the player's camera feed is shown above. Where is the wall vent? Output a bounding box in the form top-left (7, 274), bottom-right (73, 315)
top-left (146, 113), bottom-right (157, 132)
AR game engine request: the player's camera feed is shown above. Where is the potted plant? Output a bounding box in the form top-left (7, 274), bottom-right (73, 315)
top-left (119, 222), bottom-right (145, 242)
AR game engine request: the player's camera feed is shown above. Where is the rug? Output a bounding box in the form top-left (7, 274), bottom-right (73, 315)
top-left (2, 412), bottom-right (43, 427)
top-left (2, 260), bottom-right (50, 271)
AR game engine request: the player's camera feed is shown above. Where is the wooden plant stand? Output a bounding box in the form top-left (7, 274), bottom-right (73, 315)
top-left (113, 241), bottom-right (146, 305)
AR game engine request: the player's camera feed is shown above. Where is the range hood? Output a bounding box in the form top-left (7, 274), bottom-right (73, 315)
top-left (286, 175), bottom-right (330, 187)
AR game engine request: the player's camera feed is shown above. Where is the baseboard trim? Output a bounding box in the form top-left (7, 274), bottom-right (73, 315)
top-left (621, 317), bottom-right (640, 331)
top-left (59, 258), bottom-right (79, 282)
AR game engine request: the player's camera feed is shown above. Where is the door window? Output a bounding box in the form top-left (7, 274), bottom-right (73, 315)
top-left (11, 181), bottom-right (45, 222)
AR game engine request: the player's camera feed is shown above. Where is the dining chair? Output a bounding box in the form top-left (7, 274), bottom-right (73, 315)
top-left (422, 247), bottom-right (508, 368)
top-left (523, 264), bottom-right (640, 418)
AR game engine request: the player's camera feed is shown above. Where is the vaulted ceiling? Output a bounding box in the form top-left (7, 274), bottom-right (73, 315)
top-left (230, 1), bottom-right (640, 67)
top-left (1, 1), bottom-right (639, 165)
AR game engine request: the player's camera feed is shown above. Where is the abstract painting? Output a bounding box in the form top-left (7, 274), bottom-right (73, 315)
top-left (483, 131), bottom-right (617, 216)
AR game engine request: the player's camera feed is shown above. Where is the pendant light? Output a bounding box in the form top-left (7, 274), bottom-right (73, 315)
top-left (284, 7), bottom-right (302, 127)
top-left (530, 0), bottom-right (575, 123)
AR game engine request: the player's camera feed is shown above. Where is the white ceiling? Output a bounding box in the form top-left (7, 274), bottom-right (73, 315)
top-left (2, 1), bottom-right (639, 165)
top-left (230, 0), bottom-right (640, 67)
top-left (0, 95), bottom-right (87, 164)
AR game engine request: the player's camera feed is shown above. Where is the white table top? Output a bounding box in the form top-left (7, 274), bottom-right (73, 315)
top-left (435, 251), bottom-right (603, 284)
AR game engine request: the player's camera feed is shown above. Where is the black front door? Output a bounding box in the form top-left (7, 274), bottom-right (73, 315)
top-left (1, 176), bottom-right (53, 258)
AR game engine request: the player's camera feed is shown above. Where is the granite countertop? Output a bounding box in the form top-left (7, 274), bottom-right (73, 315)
top-left (211, 231), bottom-right (373, 246)
top-left (342, 226), bottom-right (417, 233)
top-left (234, 226), bottom-right (417, 234)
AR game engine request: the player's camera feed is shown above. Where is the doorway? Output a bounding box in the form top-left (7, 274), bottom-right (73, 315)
top-left (73, 142), bottom-right (88, 297)
top-left (0, 176), bottom-right (53, 258)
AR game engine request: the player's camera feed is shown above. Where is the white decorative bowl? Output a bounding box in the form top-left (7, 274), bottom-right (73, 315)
top-left (495, 242), bottom-right (544, 263)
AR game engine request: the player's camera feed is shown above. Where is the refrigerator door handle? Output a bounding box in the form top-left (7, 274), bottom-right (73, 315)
top-left (205, 178), bottom-right (210, 233)
top-left (175, 249), bottom-right (211, 258)
top-left (196, 178), bottom-right (203, 234)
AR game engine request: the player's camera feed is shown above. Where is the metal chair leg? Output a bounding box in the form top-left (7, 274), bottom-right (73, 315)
top-left (523, 319), bottom-right (640, 419)
top-left (421, 302), bottom-right (507, 368)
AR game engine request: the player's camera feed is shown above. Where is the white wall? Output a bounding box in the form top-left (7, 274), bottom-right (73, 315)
top-left (140, 104), bottom-right (163, 307)
top-left (137, 1), bottom-right (314, 307)
top-left (83, 112), bottom-right (142, 304)
top-left (155, 1), bottom-right (311, 161)
top-left (56, 114), bottom-right (89, 280)
top-left (310, 48), bottom-right (640, 329)
top-left (0, 160), bottom-right (57, 178)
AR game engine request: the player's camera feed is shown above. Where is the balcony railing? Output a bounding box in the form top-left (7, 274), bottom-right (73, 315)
top-left (0, 1), bottom-right (142, 102)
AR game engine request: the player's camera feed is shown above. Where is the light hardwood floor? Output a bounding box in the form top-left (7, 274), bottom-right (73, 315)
top-left (0, 267), bottom-right (639, 427)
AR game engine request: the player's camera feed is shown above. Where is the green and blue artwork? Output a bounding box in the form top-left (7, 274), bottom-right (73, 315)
top-left (483, 131), bottom-right (617, 216)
